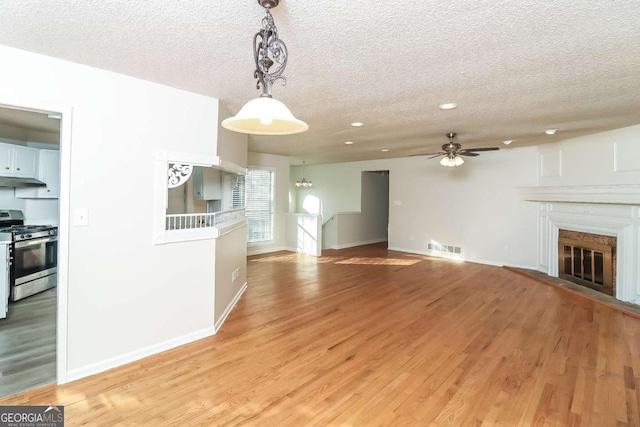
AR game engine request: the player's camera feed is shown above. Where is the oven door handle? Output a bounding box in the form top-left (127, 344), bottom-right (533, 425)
top-left (14, 236), bottom-right (58, 248)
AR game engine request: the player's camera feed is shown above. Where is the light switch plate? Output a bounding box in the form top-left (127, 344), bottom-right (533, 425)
top-left (73, 208), bottom-right (89, 226)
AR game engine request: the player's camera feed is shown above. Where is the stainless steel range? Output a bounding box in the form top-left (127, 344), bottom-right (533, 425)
top-left (0, 210), bottom-right (58, 302)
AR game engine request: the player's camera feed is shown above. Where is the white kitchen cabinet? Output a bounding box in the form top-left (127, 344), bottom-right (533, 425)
top-left (15, 150), bottom-right (60, 198)
top-left (193, 166), bottom-right (222, 200)
top-left (0, 143), bottom-right (38, 178)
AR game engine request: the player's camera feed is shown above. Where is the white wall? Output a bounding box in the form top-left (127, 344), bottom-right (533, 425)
top-left (532, 125), bottom-right (640, 303)
top-left (285, 214), bottom-right (322, 256)
top-left (292, 159), bottom-right (388, 220)
top-left (247, 152), bottom-right (290, 255)
top-left (389, 148), bottom-right (538, 268)
top-left (0, 45), bottom-right (228, 379)
top-left (214, 105), bottom-right (248, 327)
top-left (538, 124), bottom-right (640, 186)
top-left (217, 105), bottom-right (248, 168)
top-left (293, 148), bottom-right (539, 268)
top-left (214, 225), bottom-right (247, 329)
top-left (293, 167), bottom-right (389, 250)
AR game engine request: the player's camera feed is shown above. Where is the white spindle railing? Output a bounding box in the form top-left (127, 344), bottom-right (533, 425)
top-left (165, 208), bottom-right (246, 231)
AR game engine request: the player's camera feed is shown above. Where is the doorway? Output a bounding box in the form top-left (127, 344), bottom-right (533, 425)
top-left (0, 103), bottom-right (68, 397)
top-left (361, 170), bottom-right (390, 243)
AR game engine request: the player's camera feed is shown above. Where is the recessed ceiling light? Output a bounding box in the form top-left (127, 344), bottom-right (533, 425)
top-left (545, 128), bottom-right (557, 135)
top-left (344, 141), bottom-right (354, 145)
top-left (381, 149), bottom-right (389, 152)
top-left (350, 122), bottom-right (364, 127)
top-left (503, 140), bottom-right (513, 145)
top-left (438, 102), bottom-right (458, 110)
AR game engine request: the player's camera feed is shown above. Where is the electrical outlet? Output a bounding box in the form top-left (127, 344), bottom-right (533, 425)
top-left (231, 268), bottom-right (239, 282)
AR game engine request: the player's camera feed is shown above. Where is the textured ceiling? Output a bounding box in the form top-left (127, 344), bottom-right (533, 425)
top-left (1, 0), bottom-right (639, 164)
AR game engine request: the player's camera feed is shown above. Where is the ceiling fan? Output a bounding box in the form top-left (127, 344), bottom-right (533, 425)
top-left (413, 132), bottom-right (500, 167)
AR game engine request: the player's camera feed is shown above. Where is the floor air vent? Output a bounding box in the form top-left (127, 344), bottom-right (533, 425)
top-left (428, 242), bottom-right (462, 255)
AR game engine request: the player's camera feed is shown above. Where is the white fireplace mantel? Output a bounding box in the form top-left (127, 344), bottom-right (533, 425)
top-left (517, 184), bottom-right (640, 205)
top-left (518, 186), bottom-right (639, 304)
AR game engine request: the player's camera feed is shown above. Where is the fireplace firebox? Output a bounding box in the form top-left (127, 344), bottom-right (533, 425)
top-left (558, 230), bottom-right (616, 296)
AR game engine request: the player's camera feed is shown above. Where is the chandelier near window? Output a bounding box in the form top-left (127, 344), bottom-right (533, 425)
top-left (295, 161), bottom-right (312, 188)
top-left (222, 0), bottom-right (308, 135)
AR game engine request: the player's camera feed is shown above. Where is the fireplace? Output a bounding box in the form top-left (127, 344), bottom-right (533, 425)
top-left (558, 230), bottom-right (616, 296)
top-left (517, 184), bottom-right (639, 304)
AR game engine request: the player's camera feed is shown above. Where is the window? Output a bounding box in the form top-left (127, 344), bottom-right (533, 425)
top-left (231, 175), bottom-right (246, 209)
top-left (244, 168), bottom-right (275, 243)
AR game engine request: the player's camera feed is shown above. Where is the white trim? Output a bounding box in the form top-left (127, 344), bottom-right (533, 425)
top-left (217, 158), bottom-right (247, 175)
top-left (389, 246), bottom-right (462, 260)
top-left (162, 218), bottom-right (247, 244)
top-left (66, 327), bottom-right (216, 383)
top-left (57, 105), bottom-right (72, 385)
top-left (518, 184), bottom-right (640, 205)
top-left (214, 282), bottom-right (247, 333)
top-left (387, 246), bottom-right (537, 270)
top-left (0, 98), bottom-right (72, 385)
top-left (154, 150), bottom-right (247, 245)
top-left (330, 238), bottom-right (387, 250)
top-left (213, 219), bottom-right (246, 238)
top-left (248, 245), bottom-right (288, 256)
top-left (537, 202), bottom-right (640, 304)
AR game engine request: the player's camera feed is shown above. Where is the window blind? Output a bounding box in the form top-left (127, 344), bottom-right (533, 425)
top-left (244, 168), bottom-right (274, 243)
top-left (231, 175), bottom-right (246, 209)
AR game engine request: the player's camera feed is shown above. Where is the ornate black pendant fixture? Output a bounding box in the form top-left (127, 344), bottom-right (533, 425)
top-left (222, 0), bottom-right (308, 135)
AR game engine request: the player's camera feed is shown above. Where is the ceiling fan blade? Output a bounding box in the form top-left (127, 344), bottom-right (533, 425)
top-left (410, 152), bottom-right (445, 158)
top-left (462, 147), bottom-right (500, 152)
top-left (458, 152), bottom-right (480, 157)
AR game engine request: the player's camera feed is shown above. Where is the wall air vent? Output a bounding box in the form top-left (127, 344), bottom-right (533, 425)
top-left (428, 242), bottom-right (462, 255)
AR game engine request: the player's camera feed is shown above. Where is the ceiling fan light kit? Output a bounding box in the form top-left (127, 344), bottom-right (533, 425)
top-left (412, 132), bottom-right (500, 167)
top-left (440, 155), bottom-right (464, 167)
top-left (222, 0), bottom-right (308, 136)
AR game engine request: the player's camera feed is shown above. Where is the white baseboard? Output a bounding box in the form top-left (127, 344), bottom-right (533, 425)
top-left (504, 263), bottom-right (539, 270)
top-left (387, 246), bottom-right (536, 270)
top-left (247, 245), bottom-right (288, 256)
top-left (214, 282), bottom-right (248, 333)
top-left (330, 238), bottom-right (387, 250)
top-left (66, 326), bottom-right (216, 383)
top-left (388, 246), bottom-right (450, 258)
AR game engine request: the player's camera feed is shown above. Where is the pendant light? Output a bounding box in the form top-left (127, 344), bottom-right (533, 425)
top-left (295, 161), bottom-right (313, 188)
top-left (222, 0), bottom-right (308, 135)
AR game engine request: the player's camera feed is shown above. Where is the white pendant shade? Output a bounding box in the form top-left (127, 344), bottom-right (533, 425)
top-left (221, 97), bottom-right (309, 135)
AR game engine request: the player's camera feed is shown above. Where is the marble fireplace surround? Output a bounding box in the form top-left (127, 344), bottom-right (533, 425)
top-left (518, 184), bottom-right (640, 304)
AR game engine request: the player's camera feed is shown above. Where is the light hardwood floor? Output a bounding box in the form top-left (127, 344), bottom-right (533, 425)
top-left (0, 288), bottom-right (56, 398)
top-left (1, 244), bottom-right (639, 426)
